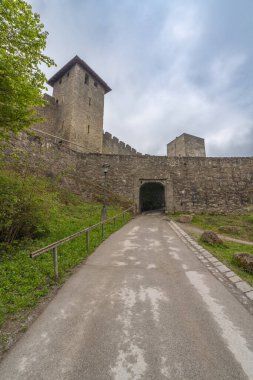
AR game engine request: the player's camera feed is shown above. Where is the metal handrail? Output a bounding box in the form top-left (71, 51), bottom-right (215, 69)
top-left (30, 206), bottom-right (134, 279)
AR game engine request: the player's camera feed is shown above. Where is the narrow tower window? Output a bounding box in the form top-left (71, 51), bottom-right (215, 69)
top-left (89, 97), bottom-right (92, 106)
top-left (85, 73), bottom-right (89, 85)
top-left (87, 125), bottom-right (90, 134)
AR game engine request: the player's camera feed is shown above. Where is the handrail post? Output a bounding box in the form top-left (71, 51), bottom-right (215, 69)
top-left (52, 247), bottom-right (58, 280)
top-left (102, 223), bottom-right (104, 240)
top-left (86, 230), bottom-right (90, 253)
top-left (30, 207), bottom-right (132, 264)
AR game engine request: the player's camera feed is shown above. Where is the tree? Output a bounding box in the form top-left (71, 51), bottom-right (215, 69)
top-left (0, 0), bottom-right (55, 139)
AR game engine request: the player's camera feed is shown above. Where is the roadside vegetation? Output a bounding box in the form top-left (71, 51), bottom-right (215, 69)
top-left (190, 213), bottom-right (253, 242)
top-left (170, 212), bottom-right (253, 286)
top-left (199, 240), bottom-right (253, 287)
top-left (0, 168), bottom-right (132, 351)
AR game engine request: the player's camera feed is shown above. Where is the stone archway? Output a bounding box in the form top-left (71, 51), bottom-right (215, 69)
top-left (139, 182), bottom-right (165, 212)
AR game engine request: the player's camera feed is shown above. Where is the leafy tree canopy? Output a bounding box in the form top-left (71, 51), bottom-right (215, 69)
top-left (0, 0), bottom-right (55, 139)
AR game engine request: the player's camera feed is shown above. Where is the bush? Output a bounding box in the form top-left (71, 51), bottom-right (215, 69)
top-left (234, 253), bottom-right (253, 273)
top-left (0, 170), bottom-right (52, 244)
top-left (200, 230), bottom-right (223, 245)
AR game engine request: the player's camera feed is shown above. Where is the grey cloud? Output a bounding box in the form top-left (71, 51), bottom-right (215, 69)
top-left (28, 0), bottom-right (253, 156)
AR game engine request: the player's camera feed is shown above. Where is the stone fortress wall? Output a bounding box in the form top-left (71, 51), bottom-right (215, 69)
top-left (33, 94), bottom-right (59, 136)
top-left (9, 133), bottom-right (253, 214)
top-left (33, 97), bottom-right (142, 155)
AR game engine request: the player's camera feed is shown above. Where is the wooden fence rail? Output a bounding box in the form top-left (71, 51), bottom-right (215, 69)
top-left (30, 206), bottom-right (134, 279)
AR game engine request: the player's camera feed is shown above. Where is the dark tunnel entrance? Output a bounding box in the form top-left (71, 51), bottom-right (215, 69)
top-left (139, 182), bottom-right (165, 212)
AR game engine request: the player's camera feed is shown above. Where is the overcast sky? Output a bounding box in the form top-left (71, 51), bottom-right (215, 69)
top-left (28, 0), bottom-right (253, 156)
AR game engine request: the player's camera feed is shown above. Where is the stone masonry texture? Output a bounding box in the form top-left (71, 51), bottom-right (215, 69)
top-left (102, 132), bottom-right (141, 155)
top-left (37, 57), bottom-right (140, 156)
top-left (6, 133), bottom-right (253, 213)
top-left (52, 63), bottom-right (105, 153)
top-left (167, 133), bottom-right (206, 157)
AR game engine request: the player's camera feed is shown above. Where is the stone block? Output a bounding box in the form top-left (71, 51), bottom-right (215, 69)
top-left (225, 271), bottom-right (236, 278)
top-left (229, 276), bottom-right (242, 283)
top-left (246, 291), bottom-right (253, 300)
top-left (235, 281), bottom-right (253, 293)
top-left (213, 261), bottom-right (223, 267)
top-left (178, 215), bottom-right (193, 223)
top-left (216, 264), bottom-right (230, 273)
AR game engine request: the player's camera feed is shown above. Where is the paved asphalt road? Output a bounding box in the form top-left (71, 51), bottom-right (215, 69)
top-left (0, 213), bottom-right (253, 380)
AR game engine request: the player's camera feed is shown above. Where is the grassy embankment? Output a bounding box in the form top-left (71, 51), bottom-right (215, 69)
top-left (170, 213), bottom-right (253, 286)
top-left (0, 169), bottom-right (132, 349)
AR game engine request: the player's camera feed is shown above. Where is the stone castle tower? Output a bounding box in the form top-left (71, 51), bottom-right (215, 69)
top-left (35, 56), bottom-right (140, 155)
top-left (47, 55), bottom-right (111, 153)
top-left (167, 133), bottom-right (206, 157)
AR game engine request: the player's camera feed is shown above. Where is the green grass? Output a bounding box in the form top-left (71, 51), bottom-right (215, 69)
top-left (169, 212), bottom-right (253, 286)
top-left (192, 213), bottom-right (253, 241)
top-left (0, 183), bottom-right (131, 330)
top-left (198, 239), bottom-right (253, 286)
top-left (170, 212), bottom-right (253, 241)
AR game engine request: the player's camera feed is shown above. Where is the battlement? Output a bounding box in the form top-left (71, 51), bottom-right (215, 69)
top-left (103, 131), bottom-right (141, 155)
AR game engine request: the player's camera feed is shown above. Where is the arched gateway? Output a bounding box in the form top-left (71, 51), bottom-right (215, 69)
top-left (139, 182), bottom-right (165, 212)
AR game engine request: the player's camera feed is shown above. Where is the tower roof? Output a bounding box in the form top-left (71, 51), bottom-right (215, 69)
top-left (47, 55), bottom-right (112, 94)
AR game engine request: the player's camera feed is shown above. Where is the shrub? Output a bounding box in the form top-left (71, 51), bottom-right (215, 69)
top-left (0, 170), bottom-right (52, 244)
top-left (234, 253), bottom-right (253, 273)
top-left (200, 230), bottom-right (223, 245)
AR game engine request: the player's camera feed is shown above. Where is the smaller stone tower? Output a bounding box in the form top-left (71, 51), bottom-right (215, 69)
top-left (48, 56), bottom-right (111, 153)
top-left (167, 133), bottom-right (206, 157)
